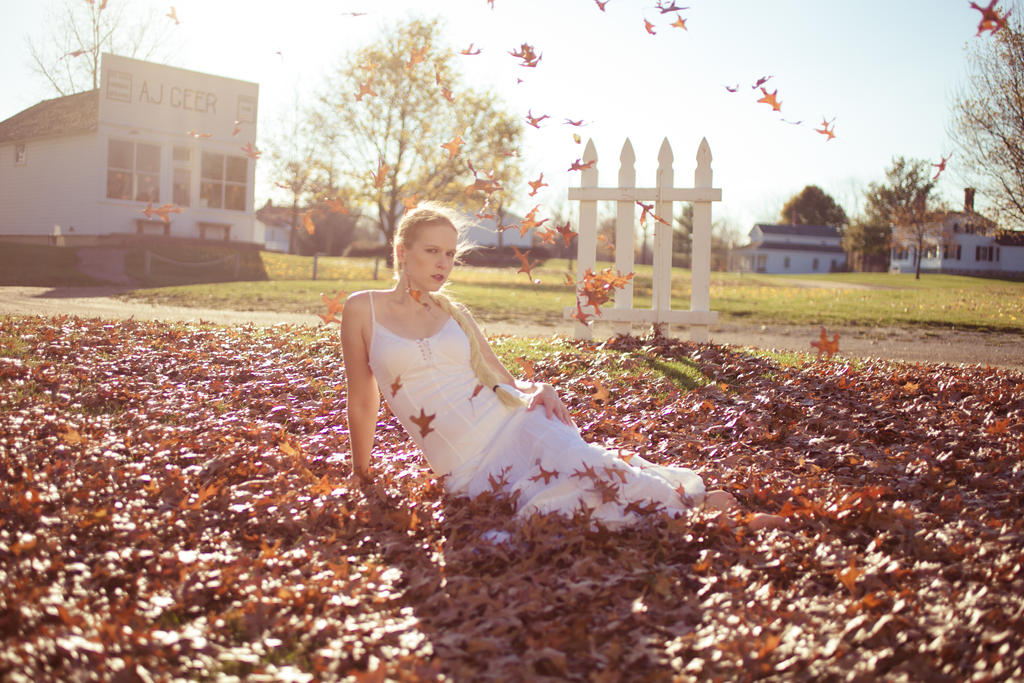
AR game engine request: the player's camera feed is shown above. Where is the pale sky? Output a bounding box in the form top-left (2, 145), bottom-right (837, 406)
top-left (0, 0), bottom-right (997, 234)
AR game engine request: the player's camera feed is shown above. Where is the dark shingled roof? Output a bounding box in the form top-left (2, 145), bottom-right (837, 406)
top-left (734, 240), bottom-right (845, 254)
top-left (995, 230), bottom-right (1024, 246)
top-left (756, 223), bottom-right (841, 239)
top-left (0, 89), bottom-right (99, 144)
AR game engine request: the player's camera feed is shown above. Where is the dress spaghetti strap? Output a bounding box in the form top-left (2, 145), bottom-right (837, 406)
top-left (369, 290), bottom-right (377, 326)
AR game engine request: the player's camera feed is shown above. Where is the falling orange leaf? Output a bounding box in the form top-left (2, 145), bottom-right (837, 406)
top-left (536, 227), bottom-right (558, 245)
top-left (466, 177), bottom-right (502, 196)
top-left (932, 154), bottom-right (951, 180)
top-left (670, 14), bottom-right (687, 29)
top-left (441, 86), bottom-right (455, 102)
top-left (643, 18), bottom-right (657, 34)
top-left (512, 246), bottom-right (539, 282)
top-left (555, 220), bottom-right (578, 247)
top-left (403, 194), bottom-right (420, 210)
top-left (971, 0), bottom-right (1009, 35)
top-left (460, 43), bottom-right (482, 55)
top-left (636, 200), bottom-right (670, 226)
top-left (568, 158), bottom-right (596, 172)
top-left (320, 291), bottom-right (346, 326)
top-left (166, 6), bottom-right (179, 24)
top-left (371, 158), bottom-right (390, 189)
top-left (757, 87), bottom-right (782, 112)
top-left (572, 299), bottom-right (593, 325)
top-left (509, 43), bottom-right (542, 67)
top-left (356, 81), bottom-right (378, 102)
top-left (810, 326), bottom-right (840, 358)
top-left (390, 375), bottom-right (403, 397)
top-left (302, 210), bottom-right (316, 235)
top-left (240, 142), bottom-right (261, 160)
top-left (323, 198), bottom-right (349, 214)
top-left (657, 0), bottom-right (688, 12)
top-left (406, 45), bottom-right (428, 69)
top-left (815, 117), bottom-right (837, 141)
top-left (142, 202), bottom-right (184, 223)
top-left (528, 173), bottom-right (548, 196)
top-left (518, 205), bottom-right (548, 237)
top-left (525, 110), bottom-right (550, 128)
top-left (441, 135), bottom-right (464, 159)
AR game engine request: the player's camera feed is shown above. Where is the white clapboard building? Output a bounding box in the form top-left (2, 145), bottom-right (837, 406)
top-left (730, 223), bottom-right (846, 274)
top-left (0, 54), bottom-right (261, 244)
top-left (890, 189), bottom-right (1024, 276)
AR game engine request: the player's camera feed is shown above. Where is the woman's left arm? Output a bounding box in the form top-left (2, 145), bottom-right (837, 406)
top-left (463, 310), bottom-right (575, 426)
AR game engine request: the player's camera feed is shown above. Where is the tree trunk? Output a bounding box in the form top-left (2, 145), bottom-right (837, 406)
top-left (288, 197), bottom-right (299, 255)
top-left (915, 230), bottom-right (923, 279)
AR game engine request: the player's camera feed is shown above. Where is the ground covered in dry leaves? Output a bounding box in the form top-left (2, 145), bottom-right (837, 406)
top-left (1, 315), bottom-right (1022, 681)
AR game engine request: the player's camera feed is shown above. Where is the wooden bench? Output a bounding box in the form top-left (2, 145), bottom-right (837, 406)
top-left (198, 221), bottom-right (232, 241)
top-left (135, 218), bottom-right (170, 236)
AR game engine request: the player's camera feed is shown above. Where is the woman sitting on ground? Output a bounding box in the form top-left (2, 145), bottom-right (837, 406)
top-left (340, 203), bottom-right (786, 532)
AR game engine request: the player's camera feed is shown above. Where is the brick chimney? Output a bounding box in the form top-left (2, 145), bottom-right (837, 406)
top-left (964, 187), bottom-right (975, 213)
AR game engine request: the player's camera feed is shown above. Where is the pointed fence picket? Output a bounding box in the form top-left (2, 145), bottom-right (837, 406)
top-left (565, 137), bottom-right (722, 342)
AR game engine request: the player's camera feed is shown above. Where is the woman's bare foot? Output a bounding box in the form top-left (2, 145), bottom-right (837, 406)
top-left (748, 513), bottom-right (789, 531)
top-left (704, 489), bottom-right (738, 511)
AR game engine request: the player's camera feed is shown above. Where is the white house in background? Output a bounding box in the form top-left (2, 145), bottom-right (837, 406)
top-left (890, 188), bottom-right (1024, 276)
top-left (462, 209), bottom-right (533, 249)
top-left (0, 54), bottom-right (261, 244)
top-left (730, 223), bottom-right (846, 274)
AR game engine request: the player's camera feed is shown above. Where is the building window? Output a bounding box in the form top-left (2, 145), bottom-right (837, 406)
top-left (106, 139), bottom-right (160, 202)
top-left (173, 145), bottom-right (191, 207)
top-left (812, 257), bottom-right (819, 271)
top-left (976, 245), bottom-right (997, 261)
top-left (14, 144), bottom-right (26, 165)
top-left (755, 254), bottom-right (767, 273)
top-left (783, 256), bottom-right (790, 269)
top-left (200, 152), bottom-right (248, 211)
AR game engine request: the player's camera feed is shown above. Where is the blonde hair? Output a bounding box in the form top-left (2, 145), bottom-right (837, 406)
top-left (394, 203), bottom-right (524, 409)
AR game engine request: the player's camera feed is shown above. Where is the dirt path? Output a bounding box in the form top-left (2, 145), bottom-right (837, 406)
top-left (1, 286), bottom-right (1021, 372)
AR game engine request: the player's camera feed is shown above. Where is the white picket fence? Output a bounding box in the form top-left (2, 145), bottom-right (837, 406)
top-left (565, 137), bottom-right (722, 342)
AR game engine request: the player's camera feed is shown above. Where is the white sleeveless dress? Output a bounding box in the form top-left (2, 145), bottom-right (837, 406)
top-left (367, 293), bottom-right (706, 526)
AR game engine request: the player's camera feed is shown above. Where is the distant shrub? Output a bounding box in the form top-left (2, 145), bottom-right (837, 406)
top-left (343, 241), bottom-right (390, 258)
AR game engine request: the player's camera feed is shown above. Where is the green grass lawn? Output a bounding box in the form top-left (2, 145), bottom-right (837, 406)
top-left (116, 252), bottom-right (1024, 333)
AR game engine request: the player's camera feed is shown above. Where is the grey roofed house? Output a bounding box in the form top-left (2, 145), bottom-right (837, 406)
top-left (0, 89), bottom-right (99, 144)
top-left (730, 223), bottom-right (846, 274)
